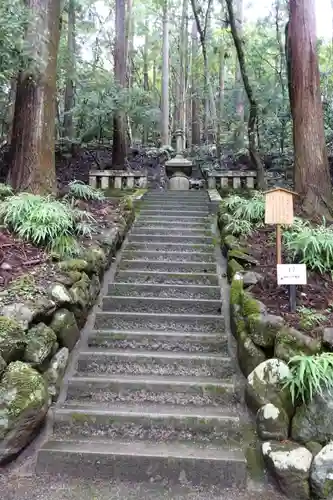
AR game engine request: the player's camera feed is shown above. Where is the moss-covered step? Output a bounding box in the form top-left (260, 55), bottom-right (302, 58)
top-left (52, 404), bottom-right (242, 445)
top-left (65, 374), bottom-right (240, 407)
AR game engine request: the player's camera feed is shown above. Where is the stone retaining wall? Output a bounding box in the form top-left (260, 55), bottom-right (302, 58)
top-left (218, 205), bottom-right (333, 499)
top-left (0, 208), bottom-right (134, 465)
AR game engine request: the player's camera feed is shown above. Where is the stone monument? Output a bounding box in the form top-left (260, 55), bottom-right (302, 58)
top-left (165, 129), bottom-right (192, 190)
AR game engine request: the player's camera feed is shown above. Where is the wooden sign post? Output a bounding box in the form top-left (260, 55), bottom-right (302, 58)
top-left (264, 188), bottom-right (299, 311)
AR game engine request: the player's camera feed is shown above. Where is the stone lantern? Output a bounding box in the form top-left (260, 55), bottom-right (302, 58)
top-left (165, 130), bottom-right (192, 190)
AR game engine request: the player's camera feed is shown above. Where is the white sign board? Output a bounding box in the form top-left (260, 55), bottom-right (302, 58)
top-left (277, 264), bottom-right (307, 285)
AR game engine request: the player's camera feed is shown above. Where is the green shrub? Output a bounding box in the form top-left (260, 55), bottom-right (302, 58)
top-left (0, 193), bottom-right (95, 257)
top-left (68, 180), bottom-right (105, 201)
top-left (223, 213), bottom-right (253, 237)
top-left (221, 191), bottom-right (265, 223)
top-left (283, 218), bottom-right (333, 273)
top-left (0, 183), bottom-right (13, 199)
top-left (284, 353), bottom-right (333, 404)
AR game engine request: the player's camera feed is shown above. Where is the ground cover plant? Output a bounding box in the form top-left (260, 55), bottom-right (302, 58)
top-left (221, 190), bottom-right (333, 335)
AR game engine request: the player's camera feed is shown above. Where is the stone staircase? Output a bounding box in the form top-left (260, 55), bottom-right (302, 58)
top-left (36, 190), bottom-right (248, 490)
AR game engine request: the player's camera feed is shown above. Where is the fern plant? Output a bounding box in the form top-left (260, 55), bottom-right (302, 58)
top-left (283, 218), bottom-right (333, 273)
top-left (223, 213), bottom-right (254, 237)
top-left (284, 353), bottom-right (333, 404)
top-left (0, 183), bottom-right (13, 199)
top-left (68, 180), bottom-right (105, 201)
top-left (221, 191), bottom-right (265, 223)
top-left (0, 193), bottom-right (95, 257)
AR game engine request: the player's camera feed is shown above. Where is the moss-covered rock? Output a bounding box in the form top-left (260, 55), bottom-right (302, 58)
top-left (0, 355), bottom-right (6, 377)
top-left (228, 249), bottom-right (259, 266)
top-left (24, 323), bottom-right (57, 367)
top-left (89, 274), bottom-right (101, 303)
top-left (81, 246), bottom-right (107, 275)
top-left (58, 259), bottom-right (89, 273)
top-left (56, 271), bottom-right (82, 287)
top-left (237, 329), bottom-right (266, 377)
top-left (245, 358), bottom-right (293, 416)
top-left (223, 234), bottom-right (249, 254)
top-left (230, 276), bottom-right (244, 305)
top-left (44, 347), bottom-right (69, 400)
top-left (310, 442), bottom-right (333, 498)
top-left (49, 309), bottom-right (80, 351)
top-left (291, 388), bottom-right (333, 444)
top-left (256, 403), bottom-right (289, 440)
top-left (241, 292), bottom-right (265, 318)
top-left (70, 272), bottom-right (91, 327)
top-left (0, 316), bottom-right (26, 362)
top-left (262, 441), bottom-right (312, 499)
top-left (247, 313), bottom-right (285, 348)
top-left (305, 441), bottom-right (323, 456)
top-left (48, 283), bottom-right (73, 305)
top-left (0, 303), bottom-right (35, 331)
top-left (0, 361), bottom-right (49, 463)
top-left (274, 327), bottom-right (322, 363)
top-left (227, 258), bottom-right (244, 282)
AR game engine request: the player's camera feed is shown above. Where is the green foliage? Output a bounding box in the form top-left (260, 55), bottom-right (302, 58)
top-left (284, 353), bottom-right (333, 404)
top-left (223, 213), bottom-right (253, 237)
top-left (0, 193), bottom-right (95, 257)
top-left (297, 306), bottom-right (327, 330)
top-left (283, 218), bottom-right (333, 273)
top-left (68, 180), bottom-right (105, 201)
top-left (221, 192), bottom-right (265, 223)
top-left (0, 183), bottom-right (13, 199)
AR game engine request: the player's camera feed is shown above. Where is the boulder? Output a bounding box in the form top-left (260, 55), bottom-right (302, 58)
top-left (237, 329), bottom-right (266, 377)
top-left (227, 249), bottom-right (259, 266)
top-left (322, 327), bottom-right (333, 351)
top-left (0, 361), bottom-right (49, 463)
top-left (24, 323), bottom-right (57, 367)
top-left (58, 259), bottom-right (89, 273)
top-left (306, 442), bottom-right (323, 456)
top-left (0, 316), bottom-right (26, 362)
top-left (243, 271), bottom-right (264, 287)
top-left (275, 327), bottom-right (322, 363)
top-left (0, 355), bottom-right (6, 377)
top-left (247, 313), bottom-right (284, 348)
top-left (310, 441), bottom-right (333, 498)
top-left (256, 403), bottom-right (289, 440)
top-left (241, 292), bottom-right (267, 318)
top-left (0, 303), bottom-right (34, 331)
top-left (48, 283), bottom-right (73, 305)
top-left (44, 347), bottom-right (69, 400)
top-left (291, 388), bottom-right (333, 444)
top-left (49, 309), bottom-right (80, 351)
top-left (81, 246), bottom-right (107, 274)
top-left (69, 272), bottom-right (91, 326)
top-left (262, 441), bottom-right (312, 499)
top-left (56, 271), bottom-right (82, 287)
top-left (89, 274), bottom-right (101, 303)
top-left (227, 259), bottom-right (244, 282)
top-left (245, 358), bottom-right (293, 415)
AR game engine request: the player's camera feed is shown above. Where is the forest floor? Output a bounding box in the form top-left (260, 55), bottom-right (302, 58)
top-left (244, 224), bottom-right (333, 337)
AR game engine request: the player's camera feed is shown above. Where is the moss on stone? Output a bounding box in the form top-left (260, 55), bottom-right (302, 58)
top-left (275, 327), bottom-right (322, 362)
top-left (228, 249), bottom-right (259, 266)
top-left (0, 316), bottom-right (26, 363)
top-left (24, 323), bottom-right (57, 367)
top-left (241, 292), bottom-right (261, 318)
top-left (227, 258), bottom-right (244, 282)
top-left (230, 277), bottom-right (244, 305)
top-left (58, 259), bottom-right (88, 273)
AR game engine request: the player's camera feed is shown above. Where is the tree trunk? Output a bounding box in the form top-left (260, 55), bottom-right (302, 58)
top-left (289, 0), bottom-right (332, 217)
top-left (9, 0), bottom-right (61, 194)
top-left (112, 0), bottom-right (127, 168)
top-left (176, 0), bottom-right (187, 150)
top-left (217, 46), bottom-right (227, 159)
top-left (125, 0), bottom-right (133, 148)
top-left (191, 19), bottom-right (200, 146)
top-left (226, 0), bottom-right (266, 189)
top-left (161, 0), bottom-right (170, 145)
top-left (233, 0), bottom-right (245, 149)
top-left (63, 0), bottom-right (75, 140)
top-left (142, 23), bottom-right (149, 145)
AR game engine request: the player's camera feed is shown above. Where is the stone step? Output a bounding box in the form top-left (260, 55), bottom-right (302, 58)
top-left (144, 192), bottom-right (208, 198)
top-left (128, 234), bottom-right (213, 244)
top-left (131, 228), bottom-right (210, 237)
top-left (122, 250), bottom-right (215, 263)
top-left (141, 203), bottom-right (210, 210)
top-left (108, 283), bottom-right (221, 300)
top-left (134, 221), bottom-right (208, 229)
top-left (139, 215), bottom-right (209, 223)
top-left (118, 259), bottom-right (216, 274)
top-left (124, 242), bottom-right (215, 253)
top-left (66, 374), bottom-right (239, 407)
top-left (77, 350), bottom-right (234, 378)
top-left (36, 439), bottom-right (247, 488)
top-left (140, 209), bottom-right (208, 216)
top-left (115, 270), bottom-right (219, 286)
top-left (87, 330), bottom-right (228, 353)
top-left (94, 311), bottom-right (224, 334)
top-left (102, 296), bottom-right (222, 315)
top-left (52, 404), bottom-right (241, 444)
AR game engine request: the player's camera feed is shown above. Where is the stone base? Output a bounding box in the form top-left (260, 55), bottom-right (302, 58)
top-left (168, 172), bottom-right (190, 190)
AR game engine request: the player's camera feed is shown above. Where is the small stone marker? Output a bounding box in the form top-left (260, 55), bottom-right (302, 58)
top-left (264, 187), bottom-right (300, 312)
